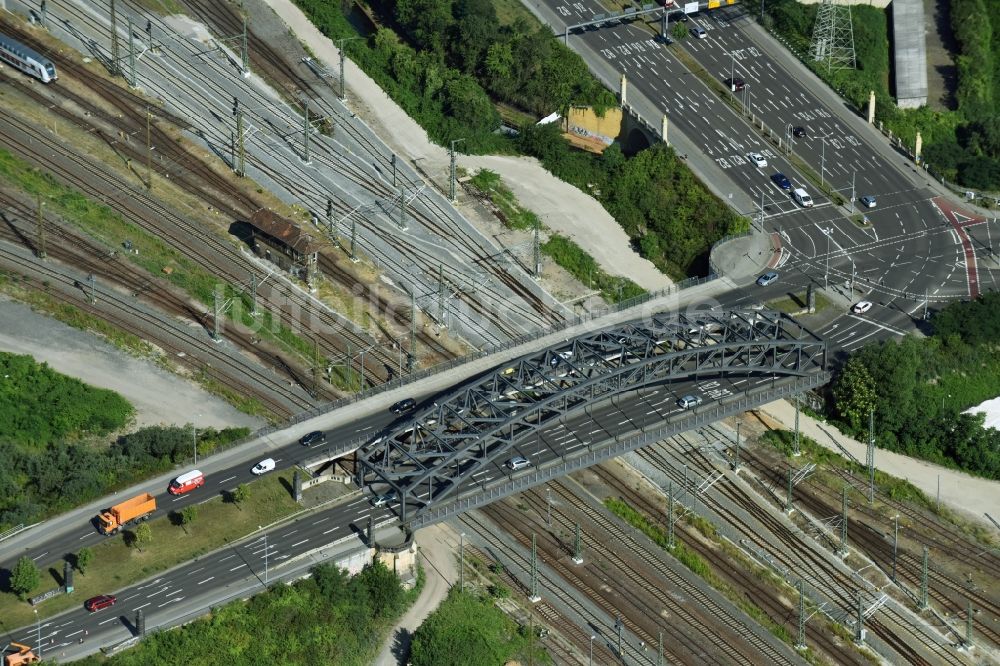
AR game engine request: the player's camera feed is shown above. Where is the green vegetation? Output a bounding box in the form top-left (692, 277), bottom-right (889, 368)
top-left (75, 547), bottom-right (94, 574)
top-left (827, 293), bottom-right (1000, 479)
top-left (10, 556), bottom-right (40, 600)
top-left (0, 424), bottom-right (248, 531)
top-left (410, 587), bottom-right (550, 666)
top-left (293, 0), bottom-right (745, 278)
top-left (74, 560), bottom-right (415, 666)
top-left (0, 471), bottom-right (300, 629)
top-left (131, 523), bottom-right (152, 551)
top-left (0, 352), bottom-right (133, 448)
top-left (763, 0), bottom-right (1000, 191)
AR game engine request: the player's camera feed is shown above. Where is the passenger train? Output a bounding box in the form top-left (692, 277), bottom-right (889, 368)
top-left (0, 33), bottom-right (57, 83)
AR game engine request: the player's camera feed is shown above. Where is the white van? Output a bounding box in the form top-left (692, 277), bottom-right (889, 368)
top-left (793, 188), bottom-right (813, 207)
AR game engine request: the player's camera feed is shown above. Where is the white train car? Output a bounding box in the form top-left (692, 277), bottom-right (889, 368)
top-left (0, 32), bottom-right (57, 83)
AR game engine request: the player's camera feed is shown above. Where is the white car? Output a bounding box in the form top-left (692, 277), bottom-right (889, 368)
top-left (860, 195), bottom-right (877, 208)
top-left (677, 395), bottom-right (703, 409)
top-left (251, 458), bottom-right (276, 475)
top-left (851, 300), bottom-right (873, 314)
top-left (506, 456), bottom-right (531, 471)
top-left (690, 26), bottom-right (707, 39)
top-left (747, 152), bottom-right (768, 168)
top-left (372, 490), bottom-right (397, 507)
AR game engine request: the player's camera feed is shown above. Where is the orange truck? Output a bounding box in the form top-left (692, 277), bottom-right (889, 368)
top-left (97, 493), bottom-right (157, 535)
top-left (3, 642), bottom-right (39, 666)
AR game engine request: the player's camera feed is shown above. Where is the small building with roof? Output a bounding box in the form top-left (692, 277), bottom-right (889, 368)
top-left (246, 208), bottom-right (319, 287)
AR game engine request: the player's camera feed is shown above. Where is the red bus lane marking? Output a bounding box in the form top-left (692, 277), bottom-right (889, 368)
top-left (932, 197), bottom-right (984, 299)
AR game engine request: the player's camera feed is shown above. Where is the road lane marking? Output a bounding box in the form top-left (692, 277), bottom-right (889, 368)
top-left (229, 564), bottom-right (246, 572)
top-left (290, 539), bottom-right (309, 548)
top-left (218, 475), bottom-right (236, 484)
top-left (197, 577), bottom-right (214, 585)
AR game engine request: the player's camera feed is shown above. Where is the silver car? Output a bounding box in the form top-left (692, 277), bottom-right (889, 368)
top-left (677, 395), bottom-right (703, 409)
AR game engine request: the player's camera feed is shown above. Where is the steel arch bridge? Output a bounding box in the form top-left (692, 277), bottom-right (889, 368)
top-left (356, 309), bottom-right (828, 526)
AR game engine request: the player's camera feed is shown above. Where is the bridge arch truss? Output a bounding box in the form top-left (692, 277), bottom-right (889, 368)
top-left (356, 309), bottom-right (828, 524)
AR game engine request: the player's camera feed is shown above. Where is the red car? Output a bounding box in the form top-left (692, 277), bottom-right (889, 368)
top-left (85, 594), bottom-right (117, 612)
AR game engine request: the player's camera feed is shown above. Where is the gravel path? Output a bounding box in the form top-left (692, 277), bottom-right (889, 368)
top-left (258, 0), bottom-right (673, 293)
top-left (373, 523), bottom-right (459, 666)
top-left (0, 298), bottom-right (263, 430)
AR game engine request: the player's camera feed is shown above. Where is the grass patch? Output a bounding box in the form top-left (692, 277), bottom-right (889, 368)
top-left (766, 290), bottom-right (833, 315)
top-left (129, 0), bottom-right (184, 13)
top-left (0, 472), bottom-right (303, 629)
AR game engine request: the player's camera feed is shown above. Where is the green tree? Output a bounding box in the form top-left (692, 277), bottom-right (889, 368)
top-left (832, 356), bottom-right (877, 432)
top-left (672, 21), bottom-right (689, 41)
top-left (231, 483), bottom-right (250, 509)
top-left (133, 523), bottom-right (152, 552)
top-left (180, 505), bottom-right (198, 529)
top-left (76, 547), bottom-right (94, 574)
top-left (10, 555), bottom-right (40, 599)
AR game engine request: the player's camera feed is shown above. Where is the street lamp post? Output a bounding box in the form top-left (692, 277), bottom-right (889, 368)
top-left (590, 635), bottom-right (596, 665)
top-left (823, 228), bottom-right (832, 290)
top-left (785, 123), bottom-right (794, 154)
top-left (34, 609), bottom-right (41, 658)
top-left (192, 424), bottom-right (197, 465)
top-left (821, 134), bottom-right (827, 186)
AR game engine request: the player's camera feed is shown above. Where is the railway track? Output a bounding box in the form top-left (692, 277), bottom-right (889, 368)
top-left (0, 183), bottom-right (316, 414)
top-left (35, 0), bottom-right (566, 348)
top-left (634, 428), bottom-right (970, 665)
top-left (471, 479), bottom-right (807, 665)
top-left (0, 15), bottom-right (455, 379)
top-left (737, 426), bottom-right (1000, 651)
top-left (0, 239), bottom-right (305, 417)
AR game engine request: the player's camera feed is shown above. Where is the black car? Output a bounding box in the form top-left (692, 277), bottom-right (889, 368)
top-left (724, 77), bottom-right (745, 92)
top-left (300, 430), bottom-right (326, 447)
top-left (792, 126), bottom-right (808, 138)
top-left (390, 398), bottom-right (416, 415)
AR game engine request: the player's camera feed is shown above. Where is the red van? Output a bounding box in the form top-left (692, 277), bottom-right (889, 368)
top-left (168, 469), bottom-right (205, 495)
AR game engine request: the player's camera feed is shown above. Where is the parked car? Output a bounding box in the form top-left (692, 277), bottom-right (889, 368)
top-left (300, 430), bottom-right (326, 447)
top-left (724, 77), bottom-right (745, 92)
top-left (771, 172), bottom-right (792, 190)
top-left (677, 395), bottom-right (703, 409)
top-left (747, 152), bottom-right (768, 168)
top-left (690, 26), bottom-right (707, 38)
top-left (390, 398), bottom-right (416, 415)
top-left (85, 594), bottom-right (117, 612)
top-left (851, 300), bottom-right (873, 314)
top-left (756, 271), bottom-right (779, 287)
top-left (251, 458), bottom-right (276, 475)
top-left (372, 490), bottom-right (397, 507)
top-left (793, 126), bottom-right (808, 138)
top-left (860, 195), bottom-right (877, 208)
top-left (506, 456), bottom-right (531, 471)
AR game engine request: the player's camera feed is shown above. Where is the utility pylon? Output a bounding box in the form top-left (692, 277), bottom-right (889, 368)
top-left (867, 408), bottom-right (875, 504)
top-left (146, 109), bottom-right (153, 190)
top-left (240, 16), bottom-right (249, 76)
top-left (36, 195), bottom-right (46, 260)
top-left (529, 533), bottom-right (540, 602)
top-left (127, 15), bottom-right (136, 87)
top-left (349, 216), bottom-right (358, 262)
top-left (449, 139), bottom-right (464, 202)
top-left (891, 515), bottom-right (899, 582)
top-left (666, 481), bottom-right (675, 549)
top-left (437, 264), bottom-right (446, 324)
top-left (919, 545), bottom-right (929, 609)
top-left (533, 214), bottom-right (541, 278)
top-left (408, 286), bottom-right (416, 373)
top-left (837, 485), bottom-right (849, 556)
top-left (249, 271), bottom-right (258, 316)
top-left (966, 600), bottom-right (974, 646)
top-left (234, 107), bottom-right (246, 177)
top-left (810, 0), bottom-right (856, 72)
top-left (796, 579), bottom-right (807, 650)
top-left (793, 395), bottom-right (801, 456)
top-left (109, 0), bottom-right (120, 77)
top-left (786, 468), bottom-right (794, 513)
top-left (302, 102), bottom-right (311, 164)
top-left (572, 523), bottom-right (583, 564)
top-left (855, 591), bottom-right (865, 645)
top-left (397, 187), bottom-right (408, 230)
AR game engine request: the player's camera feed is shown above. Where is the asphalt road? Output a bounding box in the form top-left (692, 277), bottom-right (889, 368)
top-left (3, 359), bottom-right (794, 655)
top-left (544, 0), bottom-right (998, 352)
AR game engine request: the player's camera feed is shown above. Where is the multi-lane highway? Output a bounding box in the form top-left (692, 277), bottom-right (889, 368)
top-left (543, 0), bottom-right (998, 351)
